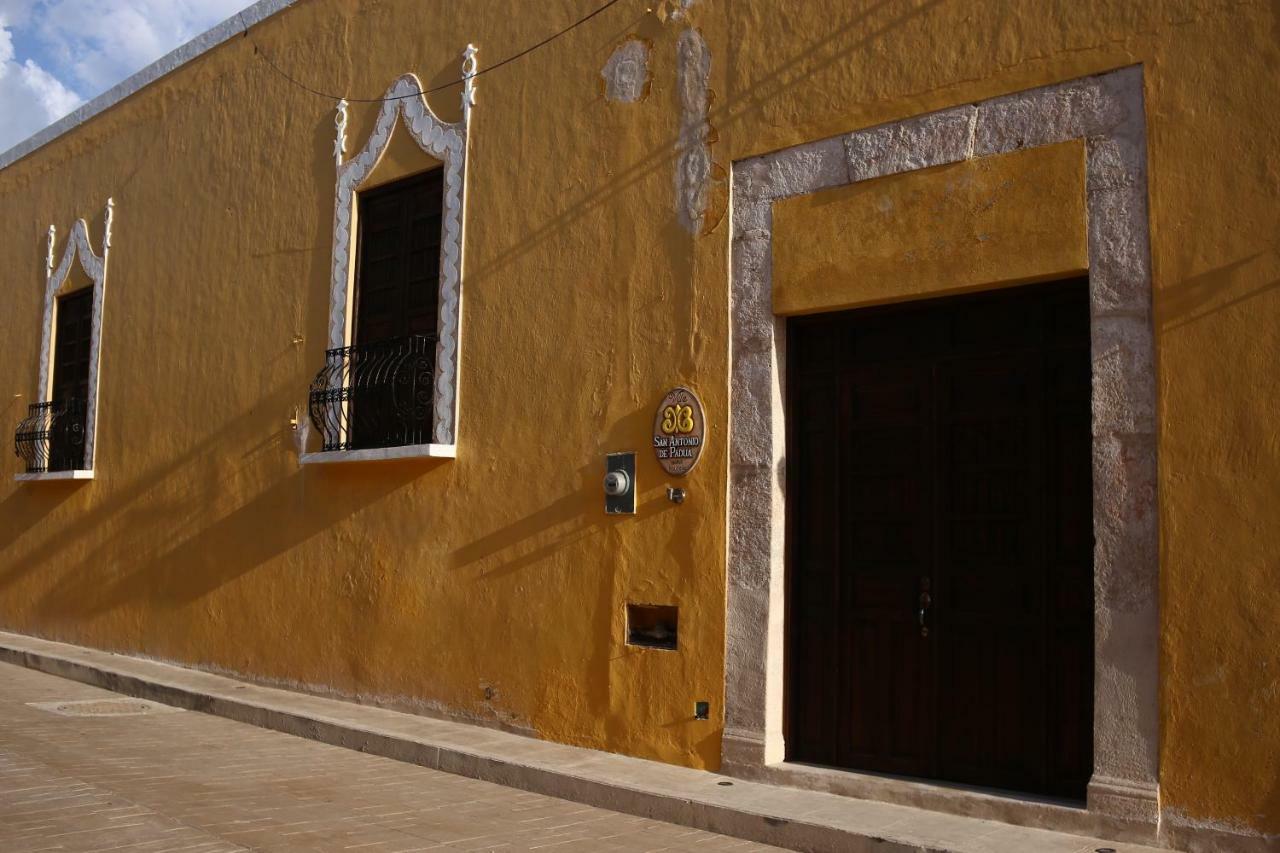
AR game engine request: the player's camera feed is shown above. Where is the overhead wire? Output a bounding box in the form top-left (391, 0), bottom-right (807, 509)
top-left (247, 0), bottom-right (628, 103)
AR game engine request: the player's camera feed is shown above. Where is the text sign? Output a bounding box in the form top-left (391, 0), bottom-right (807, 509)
top-left (653, 387), bottom-right (705, 476)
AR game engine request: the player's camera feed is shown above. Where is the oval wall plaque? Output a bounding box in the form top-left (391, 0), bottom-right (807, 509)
top-left (653, 386), bottom-right (705, 476)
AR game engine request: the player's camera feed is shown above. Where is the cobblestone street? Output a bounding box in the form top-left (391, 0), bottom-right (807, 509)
top-left (0, 663), bottom-right (779, 852)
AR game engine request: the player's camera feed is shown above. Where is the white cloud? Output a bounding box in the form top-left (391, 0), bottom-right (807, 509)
top-left (19, 53), bottom-right (78, 113)
top-left (0, 19), bottom-right (83, 152)
top-left (0, 1), bottom-right (36, 29)
top-left (0, 0), bottom-right (250, 153)
top-left (36, 0), bottom-right (249, 92)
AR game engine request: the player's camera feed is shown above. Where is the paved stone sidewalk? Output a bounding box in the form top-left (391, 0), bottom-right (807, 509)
top-left (0, 662), bottom-right (779, 853)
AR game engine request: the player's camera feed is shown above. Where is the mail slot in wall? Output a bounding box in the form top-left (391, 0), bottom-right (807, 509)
top-left (626, 603), bottom-right (678, 651)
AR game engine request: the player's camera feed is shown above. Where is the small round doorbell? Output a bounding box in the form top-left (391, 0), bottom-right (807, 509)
top-left (604, 469), bottom-right (630, 496)
top-left (604, 451), bottom-right (637, 514)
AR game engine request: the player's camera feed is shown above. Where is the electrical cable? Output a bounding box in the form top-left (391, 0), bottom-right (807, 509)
top-left (249, 0), bottom-right (627, 103)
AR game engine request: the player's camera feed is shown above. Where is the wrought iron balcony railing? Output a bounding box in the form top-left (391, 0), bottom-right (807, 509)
top-left (308, 334), bottom-right (436, 452)
top-left (14, 397), bottom-right (87, 474)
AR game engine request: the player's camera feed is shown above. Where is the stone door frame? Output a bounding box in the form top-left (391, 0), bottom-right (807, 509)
top-left (724, 66), bottom-right (1159, 829)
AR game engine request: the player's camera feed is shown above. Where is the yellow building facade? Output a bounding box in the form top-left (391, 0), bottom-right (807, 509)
top-left (0, 1), bottom-right (1276, 850)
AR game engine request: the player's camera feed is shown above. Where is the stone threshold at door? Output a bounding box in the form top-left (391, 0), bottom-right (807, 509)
top-left (724, 758), bottom-right (1144, 844)
top-left (0, 630), bottom-right (1164, 853)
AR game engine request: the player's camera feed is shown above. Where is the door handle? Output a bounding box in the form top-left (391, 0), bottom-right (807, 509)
top-left (918, 590), bottom-right (932, 637)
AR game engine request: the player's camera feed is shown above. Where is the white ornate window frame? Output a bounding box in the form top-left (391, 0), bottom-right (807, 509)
top-left (302, 50), bottom-right (476, 464)
top-left (17, 200), bottom-right (114, 482)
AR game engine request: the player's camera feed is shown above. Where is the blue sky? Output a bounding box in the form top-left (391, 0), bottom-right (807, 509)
top-left (0, 0), bottom-right (252, 153)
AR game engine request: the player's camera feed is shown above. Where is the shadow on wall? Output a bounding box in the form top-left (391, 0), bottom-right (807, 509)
top-left (449, 484), bottom-right (597, 580)
top-left (32, 465), bottom-right (425, 623)
top-left (0, 231), bottom-right (82, 552)
top-left (447, 403), bottom-right (680, 581)
top-left (448, 469), bottom-right (681, 582)
top-left (0, 382), bottom-right (287, 599)
top-left (2, 0), bottom-right (946, 610)
top-left (1, 90), bottom-right (421, 632)
top-left (465, 0), bottom-right (944, 287)
top-left (0, 85), bottom-right (348, 630)
top-left (0, 374), bottom-right (430, 630)
top-left (0, 485), bottom-right (82, 556)
top-left (437, 404), bottom-right (691, 757)
top-left (1156, 253), bottom-right (1280, 332)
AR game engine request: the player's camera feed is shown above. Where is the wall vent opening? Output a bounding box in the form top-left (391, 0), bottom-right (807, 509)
top-left (626, 603), bottom-right (678, 650)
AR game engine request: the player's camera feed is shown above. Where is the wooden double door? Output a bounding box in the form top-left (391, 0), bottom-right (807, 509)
top-left (787, 279), bottom-right (1094, 800)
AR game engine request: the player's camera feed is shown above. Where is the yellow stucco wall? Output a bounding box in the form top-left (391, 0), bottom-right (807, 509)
top-left (772, 141), bottom-right (1088, 315)
top-left (0, 0), bottom-right (1276, 839)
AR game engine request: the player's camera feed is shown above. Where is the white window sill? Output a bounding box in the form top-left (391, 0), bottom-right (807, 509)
top-left (299, 444), bottom-right (456, 465)
top-left (15, 469), bottom-right (95, 482)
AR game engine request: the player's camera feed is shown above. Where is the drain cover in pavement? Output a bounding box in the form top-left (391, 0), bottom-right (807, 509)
top-left (27, 698), bottom-right (183, 717)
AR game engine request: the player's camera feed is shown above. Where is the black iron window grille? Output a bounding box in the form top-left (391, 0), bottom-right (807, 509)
top-left (308, 334), bottom-right (436, 452)
top-left (14, 397), bottom-right (87, 474)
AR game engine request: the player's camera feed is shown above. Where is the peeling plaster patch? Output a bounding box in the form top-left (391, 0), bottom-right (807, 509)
top-left (656, 0), bottom-right (698, 23)
top-left (602, 38), bottom-right (651, 103)
top-left (675, 29), bottom-right (717, 234)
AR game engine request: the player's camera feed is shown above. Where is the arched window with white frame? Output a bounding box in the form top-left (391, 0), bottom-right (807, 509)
top-left (14, 200), bottom-right (114, 481)
top-left (304, 48), bottom-right (476, 463)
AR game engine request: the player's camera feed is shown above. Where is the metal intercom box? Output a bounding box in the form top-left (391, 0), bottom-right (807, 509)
top-left (604, 451), bottom-right (636, 515)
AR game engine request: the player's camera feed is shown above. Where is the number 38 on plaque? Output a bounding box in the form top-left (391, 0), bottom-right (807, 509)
top-left (652, 387), bottom-right (705, 476)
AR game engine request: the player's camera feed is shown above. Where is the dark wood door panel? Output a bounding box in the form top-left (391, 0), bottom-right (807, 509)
top-left (936, 623), bottom-right (1046, 787)
top-left (787, 368), bottom-right (843, 763)
top-left (349, 169), bottom-right (442, 449)
top-left (49, 287), bottom-right (93, 471)
top-left (844, 616), bottom-right (934, 774)
top-left (354, 169), bottom-right (443, 346)
top-left (52, 287), bottom-right (93, 403)
top-left (837, 363), bottom-right (934, 775)
top-left (787, 278), bottom-right (1094, 800)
